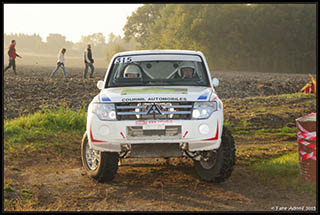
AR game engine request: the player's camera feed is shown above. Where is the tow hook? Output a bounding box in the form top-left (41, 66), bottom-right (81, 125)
top-left (180, 142), bottom-right (217, 162)
top-left (180, 142), bottom-right (188, 150)
top-left (180, 142), bottom-right (201, 161)
top-left (120, 144), bottom-right (131, 158)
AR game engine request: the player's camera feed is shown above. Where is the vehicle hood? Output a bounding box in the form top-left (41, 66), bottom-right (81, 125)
top-left (99, 86), bottom-right (214, 103)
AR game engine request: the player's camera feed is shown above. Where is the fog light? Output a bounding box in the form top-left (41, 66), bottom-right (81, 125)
top-left (199, 124), bottom-right (209, 134)
top-left (99, 125), bottom-right (110, 136)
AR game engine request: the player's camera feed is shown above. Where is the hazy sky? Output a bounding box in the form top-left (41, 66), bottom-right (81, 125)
top-left (4, 4), bottom-right (143, 43)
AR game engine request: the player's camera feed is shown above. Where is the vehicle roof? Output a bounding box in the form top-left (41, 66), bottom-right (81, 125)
top-left (115, 49), bottom-right (203, 57)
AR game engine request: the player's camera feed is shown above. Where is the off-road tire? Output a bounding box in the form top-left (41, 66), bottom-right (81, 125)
top-left (194, 126), bottom-right (236, 182)
top-left (81, 133), bottom-right (119, 182)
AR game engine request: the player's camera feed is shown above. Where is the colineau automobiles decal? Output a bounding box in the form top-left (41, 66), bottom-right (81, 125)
top-left (121, 97), bottom-right (187, 102)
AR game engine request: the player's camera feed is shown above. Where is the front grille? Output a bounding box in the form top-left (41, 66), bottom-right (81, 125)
top-left (127, 125), bottom-right (181, 140)
top-left (116, 102), bottom-right (193, 120)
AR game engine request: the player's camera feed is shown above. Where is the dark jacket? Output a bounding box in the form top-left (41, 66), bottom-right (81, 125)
top-left (84, 48), bottom-right (94, 63)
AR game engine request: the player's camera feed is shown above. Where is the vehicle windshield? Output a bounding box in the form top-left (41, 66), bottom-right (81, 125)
top-left (106, 54), bottom-right (210, 87)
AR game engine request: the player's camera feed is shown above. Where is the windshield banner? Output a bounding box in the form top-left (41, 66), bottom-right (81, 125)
top-left (115, 55), bottom-right (202, 64)
top-left (121, 88), bottom-right (188, 95)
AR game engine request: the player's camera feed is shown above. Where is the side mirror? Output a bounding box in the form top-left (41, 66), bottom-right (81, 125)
top-left (212, 78), bottom-right (219, 88)
top-left (97, 80), bottom-right (104, 90)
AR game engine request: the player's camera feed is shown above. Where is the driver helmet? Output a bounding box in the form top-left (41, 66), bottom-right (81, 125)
top-left (178, 62), bottom-right (196, 77)
top-left (123, 64), bottom-right (142, 78)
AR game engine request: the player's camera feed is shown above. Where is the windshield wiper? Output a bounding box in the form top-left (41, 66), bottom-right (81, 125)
top-left (113, 82), bottom-right (145, 87)
top-left (142, 80), bottom-right (170, 85)
top-left (167, 79), bottom-right (205, 86)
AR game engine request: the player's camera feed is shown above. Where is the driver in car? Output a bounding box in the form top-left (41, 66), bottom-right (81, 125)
top-left (181, 66), bottom-right (194, 78)
top-left (123, 64), bottom-right (142, 78)
top-left (179, 64), bottom-right (198, 79)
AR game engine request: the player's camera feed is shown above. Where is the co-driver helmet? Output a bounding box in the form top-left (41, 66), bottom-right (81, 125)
top-left (123, 64), bottom-right (142, 78)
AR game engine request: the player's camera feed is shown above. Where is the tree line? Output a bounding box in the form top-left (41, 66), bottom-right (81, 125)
top-left (4, 4), bottom-right (316, 73)
top-left (4, 32), bottom-right (138, 63)
top-left (123, 4), bottom-right (316, 74)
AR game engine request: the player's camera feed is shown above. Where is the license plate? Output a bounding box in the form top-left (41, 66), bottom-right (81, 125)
top-left (142, 124), bottom-right (165, 130)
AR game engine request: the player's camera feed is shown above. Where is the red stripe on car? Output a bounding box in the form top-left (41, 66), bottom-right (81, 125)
top-left (183, 131), bottom-right (188, 138)
top-left (201, 121), bottom-right (219, 141)
top-left (120, 132), bottom-right (126, 139)
top-left (90, 125), bottom-right (104, 143)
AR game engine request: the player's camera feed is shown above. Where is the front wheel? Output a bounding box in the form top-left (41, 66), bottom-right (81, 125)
top-left (81, 133), bottom-right (119, 182)
top-left (194, 126), bottom-right (236, 182)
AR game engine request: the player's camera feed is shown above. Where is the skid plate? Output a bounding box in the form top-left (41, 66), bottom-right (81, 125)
top-left (129, 143), bottom-right (183, 158)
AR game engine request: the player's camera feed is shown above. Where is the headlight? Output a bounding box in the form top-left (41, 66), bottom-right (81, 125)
top-left (192, 101), bottom-right (217, 119)
top-left (92, 103), bottom-right (116, 121)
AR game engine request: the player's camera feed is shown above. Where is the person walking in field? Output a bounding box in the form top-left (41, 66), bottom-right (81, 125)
top-left (4, 40), bottom-right (22, 75)
top-left (83, 44), bottom-right (95, 78)
top-left (50, 48), bottom-right (67, 79)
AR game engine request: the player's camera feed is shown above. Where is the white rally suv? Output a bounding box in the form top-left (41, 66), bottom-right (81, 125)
top-left (81, 50), bottom-right (235, 182)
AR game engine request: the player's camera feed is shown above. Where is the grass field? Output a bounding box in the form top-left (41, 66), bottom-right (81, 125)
top-left (251, 152), bottom-right (316, 195)
top-left (4, 105), bottom-right (86, 155)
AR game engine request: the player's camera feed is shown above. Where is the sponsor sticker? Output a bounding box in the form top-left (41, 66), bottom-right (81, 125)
top-left (136, 120), bottom-right (173, 125)
top-left (121, 97), bottom-right (187, 102)
top-left (142, 124), bottom-right (165, 130)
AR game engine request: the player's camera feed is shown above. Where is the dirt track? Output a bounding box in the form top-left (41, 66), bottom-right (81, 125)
top-left (3, 65), bottom-right (317, 211)
top-left (4, 148), bottom-right (316, 211)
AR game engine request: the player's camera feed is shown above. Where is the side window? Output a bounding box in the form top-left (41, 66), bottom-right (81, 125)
top-left (107, 64), bottom-right (120, 86)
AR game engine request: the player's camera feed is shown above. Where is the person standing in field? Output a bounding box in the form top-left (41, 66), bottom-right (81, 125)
top-left (4, 40), bottom-right (22, 75)
top-left (50, 48), bottom-right (67, 79)
top-left (83, 44), bottom-right (95, 78)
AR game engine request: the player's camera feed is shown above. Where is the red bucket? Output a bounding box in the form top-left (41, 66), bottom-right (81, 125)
top-left (296, 113), bottom-right (317, 183)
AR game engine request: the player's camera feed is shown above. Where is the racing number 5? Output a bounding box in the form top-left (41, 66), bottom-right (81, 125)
top-left (115, 57), bottom-right (132, 64)
top-left (126, 57), bottom-right (132, 63)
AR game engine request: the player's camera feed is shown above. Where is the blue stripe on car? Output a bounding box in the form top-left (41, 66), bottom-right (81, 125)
top-left (101, 97), bottom-right (111, 102)
top-left (197, 92), bottom-right (208, 100)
